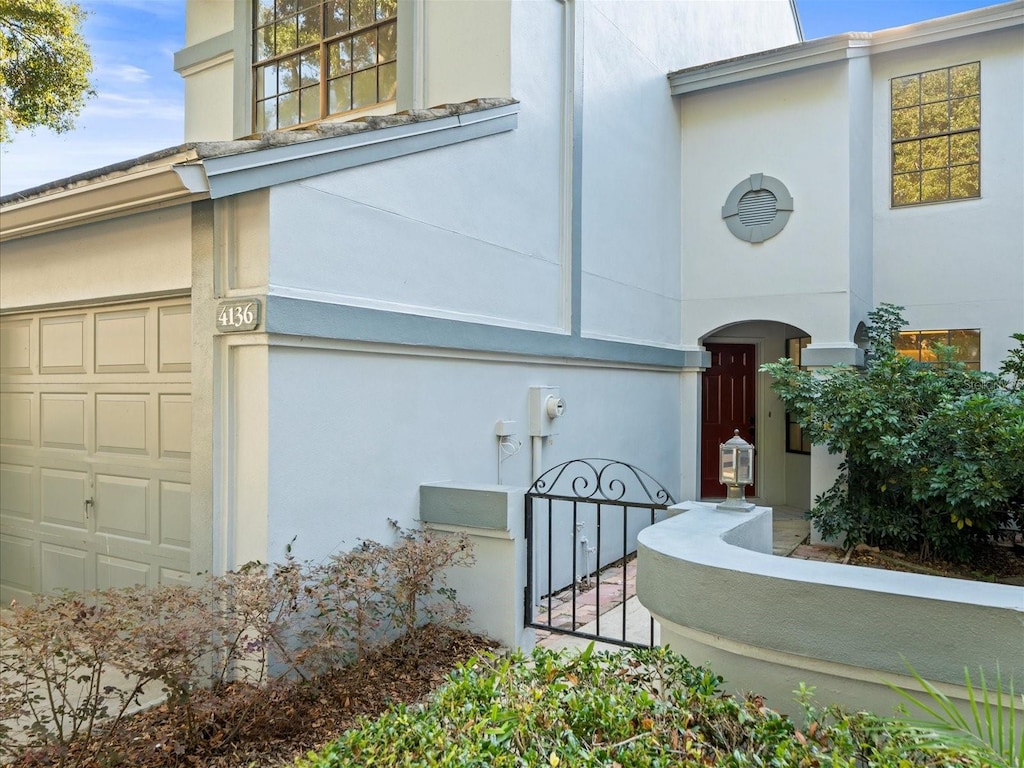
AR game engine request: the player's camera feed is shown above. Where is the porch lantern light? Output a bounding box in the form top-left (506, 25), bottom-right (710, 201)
top-left (717, 429), bottom-right (755, 512)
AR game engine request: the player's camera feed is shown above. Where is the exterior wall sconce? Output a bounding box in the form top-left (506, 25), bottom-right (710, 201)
top-left (717, 429), bottom-right (755, 512)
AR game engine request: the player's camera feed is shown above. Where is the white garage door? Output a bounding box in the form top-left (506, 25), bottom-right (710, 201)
top-left (0, 298), bottom-right (191, 603)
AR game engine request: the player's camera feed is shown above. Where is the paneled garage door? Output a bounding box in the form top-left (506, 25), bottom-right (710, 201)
top-left (0, 298), bottom-right (191, 604)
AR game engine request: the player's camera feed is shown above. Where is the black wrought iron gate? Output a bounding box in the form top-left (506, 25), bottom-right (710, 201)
top-left (525, 459), bottom-right (675, 648)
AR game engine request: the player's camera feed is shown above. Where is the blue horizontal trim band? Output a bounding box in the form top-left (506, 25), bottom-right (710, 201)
top-left (264, 295), bottom-right (705, 368)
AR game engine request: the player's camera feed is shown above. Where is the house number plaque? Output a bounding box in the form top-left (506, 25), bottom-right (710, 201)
top-left (216, 298), bottom-right (261, 332)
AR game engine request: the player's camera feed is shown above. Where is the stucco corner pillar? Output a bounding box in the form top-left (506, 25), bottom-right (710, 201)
top-left (802, 342), bottom-right (863, 545)
top-left (420, 482), bottom-right (533, 651)
top-left (679, 347), bottom-right (712, 502)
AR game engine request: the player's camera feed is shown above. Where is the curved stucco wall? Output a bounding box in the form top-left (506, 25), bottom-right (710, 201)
top-left (637, 503), bottom-right (1024, 717)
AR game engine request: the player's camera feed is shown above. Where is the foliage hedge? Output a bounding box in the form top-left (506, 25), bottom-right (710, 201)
top-left (762, 305), bottom-right (1024, 561)
top-left (297, 644), bottom-right (974, 767)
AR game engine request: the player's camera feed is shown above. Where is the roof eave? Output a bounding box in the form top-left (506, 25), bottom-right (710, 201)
top-left (669, 0), bottom-right (1024, 95)
top-left (0, 151), bottom-right (210, 242)
top-left (0, 99), bottom-right (520, 242)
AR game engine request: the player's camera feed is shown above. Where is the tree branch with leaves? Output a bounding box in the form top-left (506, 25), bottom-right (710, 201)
top-left (0, 0), bottom-right (93, 143)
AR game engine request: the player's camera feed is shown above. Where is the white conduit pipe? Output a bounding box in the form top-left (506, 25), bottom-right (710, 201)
top-left (531, 435), bottom-right (544, 483)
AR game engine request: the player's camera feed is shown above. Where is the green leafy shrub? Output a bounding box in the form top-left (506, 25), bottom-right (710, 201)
top-left (884, 663), bottom-right (1023, 768)
top-left (762, 304), bottom-right (1024, 561)
top-left (296, 644), bottom-right (976, 767)
top-left (0, 524), bottom-right (473, 765)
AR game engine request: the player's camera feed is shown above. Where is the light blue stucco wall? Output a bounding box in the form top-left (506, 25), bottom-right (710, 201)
top-left (265, 345), bottom-right (683, 562)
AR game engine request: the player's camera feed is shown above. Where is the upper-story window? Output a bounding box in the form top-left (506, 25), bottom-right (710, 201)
top-left (891, 62), bottom-right (980, 207)
top-left (253, 0), bottom-right (397, 132)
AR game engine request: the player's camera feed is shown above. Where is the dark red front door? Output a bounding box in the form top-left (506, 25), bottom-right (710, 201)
top-left (701, 343), bottom-right (756, 498)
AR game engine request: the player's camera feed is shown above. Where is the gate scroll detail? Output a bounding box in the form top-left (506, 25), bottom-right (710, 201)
top-left (525, 459), bottom-right (676, 648)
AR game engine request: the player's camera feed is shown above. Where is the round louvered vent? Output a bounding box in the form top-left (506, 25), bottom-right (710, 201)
top-left (737, 189), bottom-right (778, 227)
top-left (722, 174), bottom-right (794, 243)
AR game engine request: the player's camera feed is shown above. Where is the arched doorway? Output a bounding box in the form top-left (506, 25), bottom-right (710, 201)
top-left (698, 320), bottom-right (811, 510)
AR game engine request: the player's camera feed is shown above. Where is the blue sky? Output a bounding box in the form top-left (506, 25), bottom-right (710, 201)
top-left (0, 0), bottom-right (1002, 196)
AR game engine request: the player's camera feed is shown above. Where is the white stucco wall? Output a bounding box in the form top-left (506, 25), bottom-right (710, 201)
top-left (263, 346), bottom-right (681, 563)
top-left (264, 2), bottom-right (562, 335)
top-left (580, 0), bottom-right (800, 348)
top-left (679, 62), bottom-right (858, 346)
top-left (872, 27), bottom-right (1024, 368)
top-left (265, 126), bottom-right (564, 332)
top-left (678, 20), bottom-right (1023, 366)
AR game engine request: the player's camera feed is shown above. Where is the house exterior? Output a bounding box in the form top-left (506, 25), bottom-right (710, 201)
top-left (0, 0), bottom-right (1020, 604)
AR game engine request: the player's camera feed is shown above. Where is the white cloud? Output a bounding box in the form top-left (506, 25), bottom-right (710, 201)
top-left (88, 92), bottom-right (184, 121)
top-left (99, 64), bottom-right (152, 85)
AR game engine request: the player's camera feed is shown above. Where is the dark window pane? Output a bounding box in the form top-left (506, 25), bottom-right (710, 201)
top-left (298, 10), bottom-right (321, 45)
top-left (378, 61), bottom-right (396, 101)
top-left (300, 84), bottom-right (320, 123)
top-left (788, 423), bottom-right (802, 452)
top-left (950, 96), bottom-right (980, 130)
top-left (351, 0), bottom-right (373, 28)
top-left (352, 68), bottom-right (376, 107)
top-left (255, 100), bottom-right (267, 132)
top-left (275, 16), bottom-right (299, 53)
top-left (278, 55), bottom-right (301, 94)
top-left (892, 107), bottom-right (919, 140)
top-left (329, 75), bottom-right (352, 114)
top-left (950, 62), bottom-right (979, 97)
top-left (297, 0), bottom-right (319, 10)
top-left (917, 331), bottom-right (947, 363)
top-left (256, 63), bottom-right (278, 100)
top-left (263, 99), bottom-right (278, 131)
top-left (920, 136), bottom-right (947, 170)
top-left (378, 20), bottom-right (397, 62)
top-left (326, 0), bottom-right (349, 35)
top-left (949, 163), bottom-right (979, 199)
top-left (949, 131), bottom-right (979, 165)
top-left (920, 168), bottom-right (949, 202)
top-left (328, 39), bottom-right (352, 76)
top-left (255, 0), bottom-right (275, 23)
top-left (920, 68), bottom-right (948, 102)
top-left (920, 102), bottom-right (948, 136)
top-left (352, 29), bottom-right (375, 70)
top-left (891, 75), bottom-right (919, 109)
top-left (948, 330), bottom-right (980, 362)
top-left (895, 332), bottom-right (920, 358)
top-left (892, 141), bottom-right (919, 173)
top-left (279, 91), bottom-right (299, 127)
top-left (254, 25), bottom-right (275, 61)
top-left (300, 50), bottom-right (320, 87)
top-left (893, 173), bottom-right (920, 206)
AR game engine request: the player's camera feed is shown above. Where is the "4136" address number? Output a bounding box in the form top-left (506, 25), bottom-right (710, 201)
top-left (216, 299), bottom-right (261, 332)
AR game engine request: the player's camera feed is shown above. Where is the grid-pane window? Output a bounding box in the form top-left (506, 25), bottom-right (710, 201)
top-left (254, 0), bottom-right (398, 132)
top-left (891, 62), bottom-right (980, 207)
top-left (896, 329), bottom-right (981, 370)
top-left (785, 336), bottom-right (812, 454)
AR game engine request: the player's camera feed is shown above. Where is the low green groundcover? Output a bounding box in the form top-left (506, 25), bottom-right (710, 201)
top-left (297, 645), bottom-right (972, 767)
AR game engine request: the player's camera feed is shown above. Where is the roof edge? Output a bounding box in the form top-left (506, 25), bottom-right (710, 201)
top-left (669, 0), bottom-right (1023, 95)
top-left (0, 98), bottom-right (519, 242)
